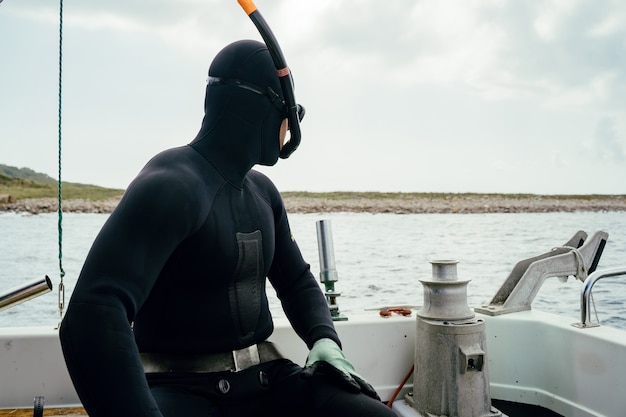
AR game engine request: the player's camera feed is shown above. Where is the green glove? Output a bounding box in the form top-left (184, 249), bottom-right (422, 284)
top-left (301, 338), bottom-right (380, 400)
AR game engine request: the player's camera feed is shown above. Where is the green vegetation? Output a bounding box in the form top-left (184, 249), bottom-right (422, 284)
top-left (1, 163), bottom-right (623, 204)
top-left (0, 164), bottom-right (124, 201)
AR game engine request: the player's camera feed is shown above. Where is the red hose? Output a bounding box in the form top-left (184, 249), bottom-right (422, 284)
top-left (387, 365), bottom-right (414, 408)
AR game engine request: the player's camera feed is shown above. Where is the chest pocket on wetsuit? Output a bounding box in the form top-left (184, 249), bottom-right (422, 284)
top-left (229, 230), bottom-right (265, 344)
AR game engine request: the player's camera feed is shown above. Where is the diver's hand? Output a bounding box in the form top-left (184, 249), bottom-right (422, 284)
top-left (301, 338), bottom-right (380, 400)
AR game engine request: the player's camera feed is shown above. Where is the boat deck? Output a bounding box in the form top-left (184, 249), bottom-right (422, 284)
top-left (0, 409), bottom-right (87, 417)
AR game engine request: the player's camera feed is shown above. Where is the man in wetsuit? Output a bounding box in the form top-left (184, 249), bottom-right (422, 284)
top-left (59, 40), bottom-right (398, 417)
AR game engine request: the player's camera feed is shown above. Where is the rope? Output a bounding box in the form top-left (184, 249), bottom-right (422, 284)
top-left (57, 0), bottom-right (66, 319)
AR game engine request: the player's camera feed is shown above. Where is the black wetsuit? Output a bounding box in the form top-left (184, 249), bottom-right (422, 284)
top-left (59, 40), bottom-right (397, 417)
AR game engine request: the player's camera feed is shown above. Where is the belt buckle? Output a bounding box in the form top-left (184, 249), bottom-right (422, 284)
top-left (232, 344), bottom-right (261, 372)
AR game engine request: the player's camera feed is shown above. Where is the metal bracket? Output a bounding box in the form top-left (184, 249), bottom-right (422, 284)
top-left (475, 230), bottom-right (608, 316)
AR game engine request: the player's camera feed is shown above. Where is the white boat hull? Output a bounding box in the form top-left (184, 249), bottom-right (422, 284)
top-left (2, 309), bottom-right (625, 417)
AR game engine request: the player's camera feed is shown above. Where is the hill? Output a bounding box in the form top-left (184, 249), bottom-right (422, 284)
top-left (0, 164), bottom-right (56, 183)
top-left (0, 163), bottom-right (124, 201)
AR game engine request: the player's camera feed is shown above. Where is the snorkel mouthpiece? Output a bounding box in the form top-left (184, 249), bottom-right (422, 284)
top-left (238, 0), bottom-right (303, 159)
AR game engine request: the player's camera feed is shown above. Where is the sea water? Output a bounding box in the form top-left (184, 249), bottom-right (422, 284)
top-left (1, 211), bottom-right (625, 329)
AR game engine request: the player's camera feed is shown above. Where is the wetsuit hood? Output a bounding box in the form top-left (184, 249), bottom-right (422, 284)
top-left (190, 40), bottom-right (284, 189)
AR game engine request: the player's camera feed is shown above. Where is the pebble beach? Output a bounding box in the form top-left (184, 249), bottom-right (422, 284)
top-left (2, 194), bottom-right (626, 214)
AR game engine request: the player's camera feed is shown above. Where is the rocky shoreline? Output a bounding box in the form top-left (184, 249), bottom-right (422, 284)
top-left (284, 194), bottom-right (626, 214)
top-left (2, 194), bottom-right (626, 214)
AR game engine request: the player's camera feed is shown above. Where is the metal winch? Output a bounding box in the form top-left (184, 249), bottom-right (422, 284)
top-left (407, 260), bottom-right (503, 417)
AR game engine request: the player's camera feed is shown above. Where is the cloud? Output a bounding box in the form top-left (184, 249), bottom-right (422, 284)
top-left (3, 0), bottom-right (626, 194)
top-left (487, 1), bottom-right (626, 108)
top-left (277, 0), bottom-right (626, 114)
top-left (14, 0), bottom-right (623, 110)
top-left (594, 117), bottom-right (625, 163)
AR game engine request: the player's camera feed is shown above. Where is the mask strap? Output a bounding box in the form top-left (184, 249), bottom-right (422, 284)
top-left (207, 76), bottom-right (285, 114)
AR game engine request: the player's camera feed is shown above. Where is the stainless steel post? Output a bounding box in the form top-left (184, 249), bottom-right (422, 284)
top-left (0, 276), bottom-right (53, 312)
top-left (316, 219), bottom-right (347, 321)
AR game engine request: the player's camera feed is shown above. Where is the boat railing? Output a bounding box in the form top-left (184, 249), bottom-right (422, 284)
top-left (572, 266), bottom-right (626, 328)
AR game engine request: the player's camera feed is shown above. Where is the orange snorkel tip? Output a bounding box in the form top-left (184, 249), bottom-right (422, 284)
top-left (237, 0), bottom-right (257, 16)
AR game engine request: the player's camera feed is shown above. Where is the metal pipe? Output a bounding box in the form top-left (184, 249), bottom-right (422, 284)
top-left (577, 267), bottom-right (626, 328)
top-left (316, 219), bottom-right (347, 321)
top-left (0, 276), bottom-right (53, 312)
top-left (316, 220), bottom-right (338, 283)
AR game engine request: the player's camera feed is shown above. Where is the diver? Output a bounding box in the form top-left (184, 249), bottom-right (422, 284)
top-left (59, 39), bottom-right (399, 417)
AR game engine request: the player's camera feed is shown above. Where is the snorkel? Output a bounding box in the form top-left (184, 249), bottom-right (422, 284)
top-left (238, 0), bottom-right (304, 159)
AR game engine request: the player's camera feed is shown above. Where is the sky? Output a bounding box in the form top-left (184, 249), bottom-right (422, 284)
top-left (1, 0), bottom-right (625, 195)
